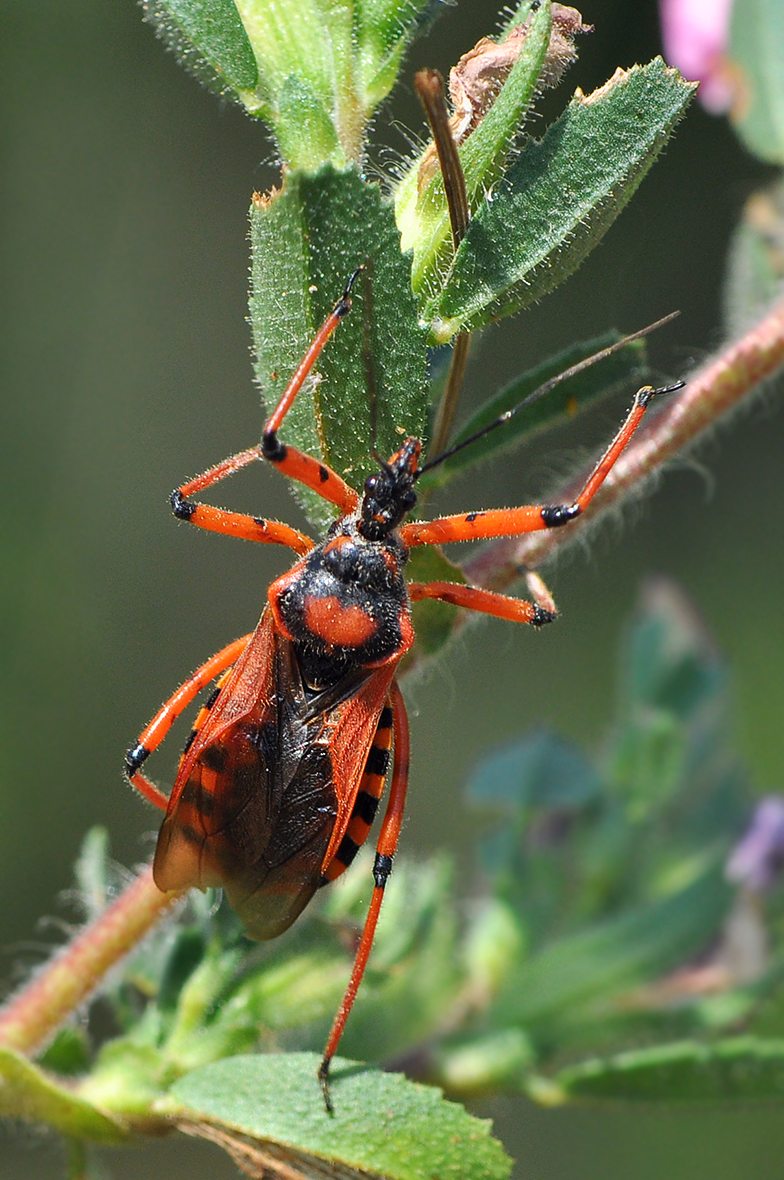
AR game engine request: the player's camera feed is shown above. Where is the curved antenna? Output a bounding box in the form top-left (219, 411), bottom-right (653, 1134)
top-left (417, 312), bottom-right (680, 477)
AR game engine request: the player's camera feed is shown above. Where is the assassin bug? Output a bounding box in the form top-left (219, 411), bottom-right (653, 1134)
top-left (125, 269), bottom-right (682, 1107)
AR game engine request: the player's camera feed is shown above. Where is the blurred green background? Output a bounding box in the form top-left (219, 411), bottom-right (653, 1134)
top-left (2, 0), bottom-right (783, 1175)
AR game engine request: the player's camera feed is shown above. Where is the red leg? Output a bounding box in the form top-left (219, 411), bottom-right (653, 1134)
top-left (171, 447), bottom-right (316, 554)
top-left (125, 634), bottom-right (252, 809)
top-left (402, 384), bottom-right (680, 547)
top-left (260, 272), bottom-right (361, 515)
top-left (170, 273), bottom-right (367, 543)
top-left (318, 681), bottom-right (410, 1113)
top-left (408, 580), bottom-right (557, 626)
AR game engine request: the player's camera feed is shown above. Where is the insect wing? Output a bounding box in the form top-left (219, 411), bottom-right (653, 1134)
top-left (153, 610), bottom-right (397, 940)
top-left (153, 609), bottom-right (278, 895)
top-left (317, 661), bottom-right (398, 873)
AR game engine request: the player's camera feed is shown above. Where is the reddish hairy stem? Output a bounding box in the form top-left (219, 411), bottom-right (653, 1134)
top-left (464, 298), bottom-right (784, 590)
top-left (0, 868), bottom-right (183, 1055)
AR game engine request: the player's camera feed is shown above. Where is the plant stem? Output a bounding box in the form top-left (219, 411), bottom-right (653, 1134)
top-left (464, 297), bottom-right (784, 589)
top-left (415, 68), bottom-right (472, 461)
top-left (0, 868), bottom-right (183, 1056)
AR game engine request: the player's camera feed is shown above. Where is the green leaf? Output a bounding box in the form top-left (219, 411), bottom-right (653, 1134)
top-left (147, 0), bottom-right (437, 165)
top-left (249, 165), bottom-right (428, 530)
top-left (356, 0), bottom-right (441, 107)
top-left (419, 332), bottom-right (647, 489)
top-left (425, 59), bottom-right (696, 341)
top-left (157, 927), bottom-right (208, 1014)
top-left (397, 1), bottom-right (552, 296)
top-left (468, 729), bottom-right (601, 812)
top-left (275, 73), bottom-right (342, 169)
top-left (227, 950), bottom-right (348, 1032)
top-left (434, 1028), bottom-right (535, 1095)
top-left (145, 0), bottom-right (259, 95)
top-left (557, 1037), bottom-right (784, 1102)
top-left (729, 0), bottom-right (784, 164)
top-left (0, 1047), bottom-right (126, 1143)
top-left (461, 897), bottom-right (527, 996)
top-left (79, 1041), bottom-right (169, 1119)
top-left (620, 580), bottom-right (726, 719)
top-left (494, 865), bottom-right (731, 1030)
top-left (37, 1026), bottom-right (91, 1077)
top-left (166, 1052), bottom-right (512, 1180)
top-left (609, 709), bottom-right (686, 821)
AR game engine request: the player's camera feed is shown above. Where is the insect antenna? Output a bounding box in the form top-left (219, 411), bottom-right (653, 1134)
top-left (418, 312), bottom-right (681, 477)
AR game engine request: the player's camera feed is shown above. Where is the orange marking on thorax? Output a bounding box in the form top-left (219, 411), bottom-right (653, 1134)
top-left (304, 596), bottom-right (378, 648)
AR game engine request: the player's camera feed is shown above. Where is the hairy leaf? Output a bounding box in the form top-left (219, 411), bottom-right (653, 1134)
top-left (249, 165), bottom-right (428, 529)
top-left (144, 0), bottom-right (260, 97)
top-left (426, 59), bottom-right (696, 341)
top-left (166, 1052), bottom-right (511, 1179)
top-left (397, 1), bottom-right (551, 296)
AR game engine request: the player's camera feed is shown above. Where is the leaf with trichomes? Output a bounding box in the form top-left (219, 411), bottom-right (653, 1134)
top-left (418, 332), bottom-right (648, 490)
top-left (396, 0), bottom-right (552, 297)
top-left (146, 0), bottom-right (437, 166)
top-left (165, 1052), bottom-right (512, 1180)
top-left (249, 165), bottom-right (428, 530)
top-left (425, 58), bottom-right (696, 341)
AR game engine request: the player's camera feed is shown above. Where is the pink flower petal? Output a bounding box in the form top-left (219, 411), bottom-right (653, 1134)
top-left (660, 0), bottom-right (735, 112)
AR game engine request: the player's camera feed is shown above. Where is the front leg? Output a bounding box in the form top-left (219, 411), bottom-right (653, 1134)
top-left (125, 634), bottom-right (252, 810)
top-left (169, 447), bottom-right (315, 554)
top-left (402, 383), bottom-right (684, 548)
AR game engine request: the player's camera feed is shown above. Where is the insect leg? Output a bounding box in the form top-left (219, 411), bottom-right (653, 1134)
top-left (408, 580), bottom-right (557, 627)
top-left (401, 383), bottom-right (683, 547)
top-left (318, 682), bottom-right (410, 1114)
top-left (170, 447), bottom-right (315, 554)
top-left (125, 634), bottom-right (252, 810)
top-left (261, 273), bottom-right (361, 514)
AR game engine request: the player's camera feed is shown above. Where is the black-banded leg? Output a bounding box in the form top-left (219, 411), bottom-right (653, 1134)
top-left (318, 682), bottom-right (410, 1113)
top-left (125, 634), bottom-right (252, 810)
top-left (407, 581), bottom-right (557, 628)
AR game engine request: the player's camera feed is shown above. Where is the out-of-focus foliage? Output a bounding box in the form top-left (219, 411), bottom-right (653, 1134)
top-left (727, 0), bottom-right (784, 166)
top-left (25, 579), bottom-right (784, 1176)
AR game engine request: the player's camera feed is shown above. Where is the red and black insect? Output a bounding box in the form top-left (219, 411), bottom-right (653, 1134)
top-left (125, 270), bottom-right (681, 1106)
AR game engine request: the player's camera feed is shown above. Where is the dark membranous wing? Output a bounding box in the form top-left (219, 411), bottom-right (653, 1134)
top-left (153, 610), bottom-right (396, 939)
